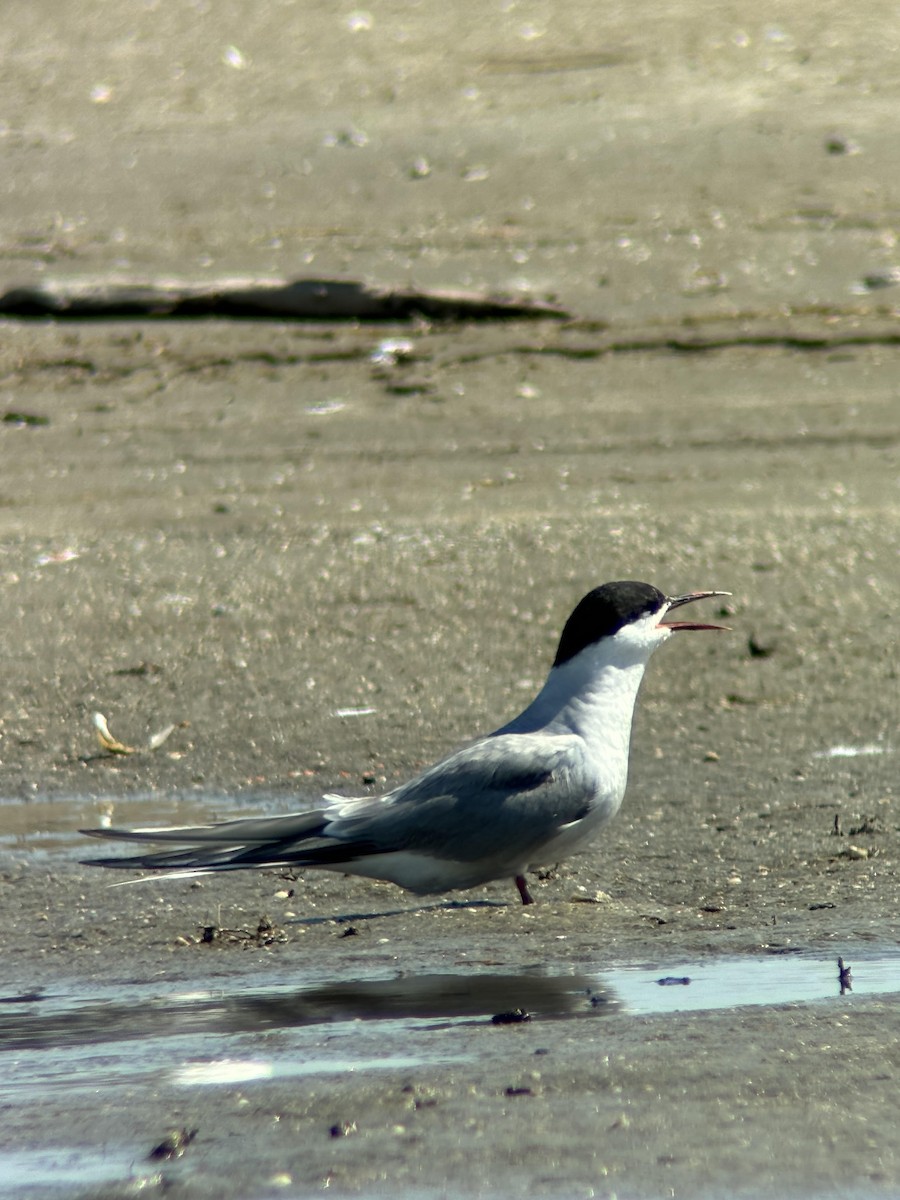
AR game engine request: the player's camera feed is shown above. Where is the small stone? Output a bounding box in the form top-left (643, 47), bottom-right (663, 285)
top-left (329, 1121), bottom-right (357, 1138)
top-left (492, 1009), bottom-right (531, 1025)
top-left (748, 633), bottom-right (776, 657)
top-left (861, 268), bottom-right (900, 291)
top-left (824, 135), bottom-right (860, 155)
top-left (148, 1128), bottom-right (197, 1161)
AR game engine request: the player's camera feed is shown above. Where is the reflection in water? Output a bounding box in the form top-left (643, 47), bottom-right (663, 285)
top-left (0, 971), bottom-right (605, 1054)
top-left (2, 952), bottom-right (900, 1057)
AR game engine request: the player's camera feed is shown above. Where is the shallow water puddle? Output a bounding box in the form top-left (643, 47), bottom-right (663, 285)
top-left (0, 793), bottom-right (256, 855)
top-left (1, 952), bottom-right (897, 1077)
top-left (0, 953), bottom-right (897, 1195)
top-left (605, 951), bottom-right (898, 1014)
top-left (0, 1146), bottom-right (140, 1196)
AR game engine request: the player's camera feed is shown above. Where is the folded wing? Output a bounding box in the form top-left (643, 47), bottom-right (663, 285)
top-left (81, 732), bottom-right (595, 875)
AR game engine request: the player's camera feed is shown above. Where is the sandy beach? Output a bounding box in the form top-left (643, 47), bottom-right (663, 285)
top-left (1, 3), bottom-right (898, 1197)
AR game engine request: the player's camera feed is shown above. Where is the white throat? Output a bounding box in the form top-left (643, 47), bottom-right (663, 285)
top-left (494, 619), bottom-right (669, 775)
top-left (500, 644), bottom-right (646, 734)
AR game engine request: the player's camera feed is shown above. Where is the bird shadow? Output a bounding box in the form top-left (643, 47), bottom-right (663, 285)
top-left (285, 897), bottom-right (510, 927)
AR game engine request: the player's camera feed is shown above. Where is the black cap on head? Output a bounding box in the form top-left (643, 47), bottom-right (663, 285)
top-left (553, 581), bottom-right (666, 667)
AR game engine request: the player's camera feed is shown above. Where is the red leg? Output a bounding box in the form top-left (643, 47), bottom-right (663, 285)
top-left (515, 874), bottom-right (534, 905)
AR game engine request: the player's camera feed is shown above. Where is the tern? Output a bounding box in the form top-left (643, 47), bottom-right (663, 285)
top-left (82, 581), bottom-right (729, 904)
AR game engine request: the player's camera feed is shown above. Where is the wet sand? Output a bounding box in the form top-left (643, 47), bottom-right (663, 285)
top-left (1, 3), bottom-right (899, 1198)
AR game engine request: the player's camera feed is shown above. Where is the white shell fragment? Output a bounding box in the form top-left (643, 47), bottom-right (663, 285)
top-left (93, 712), bottom-right (137, 755)
top-left (92, 712), bottom-right (185, 755)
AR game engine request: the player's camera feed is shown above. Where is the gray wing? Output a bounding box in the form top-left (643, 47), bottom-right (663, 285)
top-left (80, 808), bottom-right (336, 870)
top-left (81, 733), bottom-right (595, 872)
top-left (327, 732), bottom-right (596, 865)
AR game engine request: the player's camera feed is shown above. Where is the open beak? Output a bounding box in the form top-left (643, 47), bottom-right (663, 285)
top-left (658, 590), bottom-right (731, 632)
